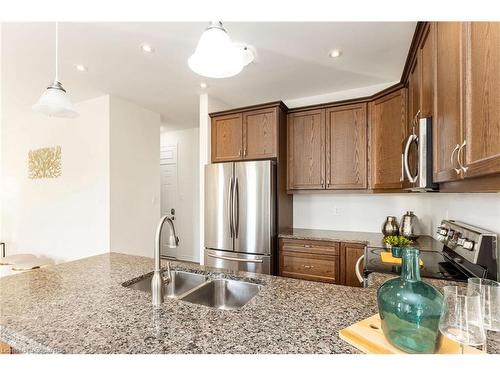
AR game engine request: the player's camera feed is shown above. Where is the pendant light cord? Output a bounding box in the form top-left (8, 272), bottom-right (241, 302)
top-left (55, 22), bottom-right (59, 82)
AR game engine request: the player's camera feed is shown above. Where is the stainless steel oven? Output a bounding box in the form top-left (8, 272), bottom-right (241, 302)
top-left (403, 116), bottom-right (438, 191)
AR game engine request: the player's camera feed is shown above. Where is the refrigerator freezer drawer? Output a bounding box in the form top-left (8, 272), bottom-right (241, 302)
top-left (204, 249), bottom-right (271, 275)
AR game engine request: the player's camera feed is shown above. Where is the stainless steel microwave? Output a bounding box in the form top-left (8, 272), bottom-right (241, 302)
top-left (403, 117), bottom-right (438, 191)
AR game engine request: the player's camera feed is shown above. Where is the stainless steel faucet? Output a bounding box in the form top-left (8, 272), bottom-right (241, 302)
top-left (151, 215), bottom-right (179, 307)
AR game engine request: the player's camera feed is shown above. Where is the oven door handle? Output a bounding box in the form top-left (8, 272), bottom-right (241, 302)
top-left (404, 134), bottom-right (419, 183)
top-left (207, 253), bottom-right (264, 263)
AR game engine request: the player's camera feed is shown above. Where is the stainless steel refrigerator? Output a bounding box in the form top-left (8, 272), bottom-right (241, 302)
top-left (204, 160), bottom-right (275, 274)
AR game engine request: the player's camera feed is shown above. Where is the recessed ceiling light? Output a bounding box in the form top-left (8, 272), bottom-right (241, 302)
top-left (329, 49), bottom-right (342, 58)
top-left (200, 82), bottom-right (208, 89)
top-left (74, 64), bottom-right (87, 72)
top-left (141, 44), bottom-right (154, 53)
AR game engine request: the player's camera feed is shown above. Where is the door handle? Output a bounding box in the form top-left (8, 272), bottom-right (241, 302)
top-left (450, 144), bottom-right (461, 175)
top-left (355, 254), bottom-right (365, 284)
top-left (457, 140), bottom-right (468, 174)
top-left (233, 177), bottom-right (239, 238)
top-left (404, 134), bottom-right (418, 183)
top-left (228, 177), bottom-right (234, 238)
top-left (207, 253), bottom-right (263, 263)
top-left (400, 154), bottom-right (404, 182)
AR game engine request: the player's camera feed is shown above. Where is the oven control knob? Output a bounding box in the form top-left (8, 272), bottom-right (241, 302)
top-left (457, 237), bottom-right (465, 246)
top-left (437, 227), bottom-right (448, 236)
top-left (462, 240), bottom-right (475, 251)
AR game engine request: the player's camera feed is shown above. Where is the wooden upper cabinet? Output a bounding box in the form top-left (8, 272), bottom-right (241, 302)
top-left (420, 23), bottom-right (435, 118)
top-left (326, 104), bottom-right (367, 189)
top-left (462, 22), bottom-right (500, 179)
top-left (243, 107), bottom-right (277, 160)
top-left (210, 102), bottom-right (284, 163)
top-left (407, 56), bottom-right (421, 135)
top-left (369, 89), bottom-right (407, 190)
top-left (433, 22), bottom-right (464, 183)
top-left (287, 109), bottom-right (325, 190)
top-left (211, 113), bottom-right (243, 162)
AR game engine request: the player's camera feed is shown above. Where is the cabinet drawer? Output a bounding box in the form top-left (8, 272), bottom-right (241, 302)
top-left (280, 251), bottom-right (339, 283)
top-left (280, 238), bottom-right (339, 256)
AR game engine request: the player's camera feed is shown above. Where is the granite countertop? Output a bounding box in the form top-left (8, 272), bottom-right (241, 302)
top-left (1, 252), bottom-right (498, 354)
top-left (279, 228), bottom-right (442, 251)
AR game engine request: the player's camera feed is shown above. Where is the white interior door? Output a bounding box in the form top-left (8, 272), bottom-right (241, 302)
top-left (160, 145), bottom-right (178, 258)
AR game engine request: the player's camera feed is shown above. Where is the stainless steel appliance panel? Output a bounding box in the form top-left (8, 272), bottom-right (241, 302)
top-left (233, 160), bottom-right (274, 255)
top-left (404, 117), bottom-right (438, 191)
top-left (204, 249), bottom-right (271, 274)
top-left (204, 163), bottom-right (234, 252)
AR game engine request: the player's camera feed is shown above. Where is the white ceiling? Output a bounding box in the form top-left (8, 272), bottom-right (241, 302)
top-left (1, 22), bottom-right (416, 129)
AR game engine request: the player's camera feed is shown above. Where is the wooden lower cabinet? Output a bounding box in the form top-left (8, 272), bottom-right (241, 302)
top-left (340, 243), bottom-right (365, 287)
top-left (279, 238), bottom-right (365, 287)
top-left (279, 238), bottom-right (339, 283)
top-left (0, 340), bottom-right (12, 354)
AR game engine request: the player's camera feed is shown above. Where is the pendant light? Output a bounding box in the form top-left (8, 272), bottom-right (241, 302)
top-left (188, 21), bottom-right (253, 79)
top-left (32, 22), bottom-right (79, 118)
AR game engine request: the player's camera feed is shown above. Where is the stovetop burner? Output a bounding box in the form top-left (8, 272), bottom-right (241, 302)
top-left (364, 219), bottom-right (498, 283)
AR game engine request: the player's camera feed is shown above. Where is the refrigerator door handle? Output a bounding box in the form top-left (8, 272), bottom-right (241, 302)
top-left (233, 177), bottom-right (239, 238)
top-left (228, 177), bottom-right (234, 238)
top-left (207, 253), bottom-right (263, 263)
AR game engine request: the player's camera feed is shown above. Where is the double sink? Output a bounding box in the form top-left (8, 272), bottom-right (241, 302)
top-left (124, 270), bottom-right (261, 310)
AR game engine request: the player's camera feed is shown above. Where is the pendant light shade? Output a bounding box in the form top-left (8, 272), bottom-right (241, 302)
top-left (32, 80), bottom-right (79, 118)
top-left (188, 22), bottom-right (244, 79)
top-left (33, 23), bottom-right (79, 118)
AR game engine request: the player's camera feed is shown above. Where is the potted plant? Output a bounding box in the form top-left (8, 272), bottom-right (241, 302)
top-left (383, 235), bottom-right (414, 258)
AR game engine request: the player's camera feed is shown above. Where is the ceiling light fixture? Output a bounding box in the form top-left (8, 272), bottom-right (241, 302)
top-left (32, 22), bottom-right (79, 118)
top-left (188, 21), bottom-right (254, 79)
top-left (329, 49), bottom-right (342, 58)
top-left (200, 82), bottom-right (208, 89)
top-left (74, 64), bottom-right (87, 72)
top-left (141, 44), bottom-right (154, 53)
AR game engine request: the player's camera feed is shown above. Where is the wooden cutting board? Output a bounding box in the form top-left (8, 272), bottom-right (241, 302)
top-left (339, 314), bottom-right (484, 354)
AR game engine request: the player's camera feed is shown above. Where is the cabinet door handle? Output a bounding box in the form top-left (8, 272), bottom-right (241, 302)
top-left (450, 144), bottom-right (461, 175)
top-left (303, 265), bottom-right (314, 269)
top-left (244, 148), bottom-right (247, 156)
top-left (303, 244), bottom-right (312, 248)
top-left (457, 140), bottom-right (468, 174)
top-left (400, 153), bottom-right (405, 182)
top-left (321, 179), bottom-right (324, 187)
top-left (238, 149), bottom-right (242, 157)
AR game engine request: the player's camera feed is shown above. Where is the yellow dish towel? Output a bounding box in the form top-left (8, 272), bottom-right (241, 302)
top-left (380, 251), bottom-right (424, 266)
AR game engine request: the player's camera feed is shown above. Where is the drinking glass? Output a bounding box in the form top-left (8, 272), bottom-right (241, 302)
top-left (439, 286), bottom-right (486, 354)
top-left (467, 278), bottom-right (500, 332)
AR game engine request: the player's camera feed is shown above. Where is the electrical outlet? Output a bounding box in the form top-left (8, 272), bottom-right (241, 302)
top-left (332, 206), bottom-right (341, 216)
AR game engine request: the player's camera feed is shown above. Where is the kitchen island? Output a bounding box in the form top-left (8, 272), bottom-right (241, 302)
top-left (0, 253), bottom-right (498, 354)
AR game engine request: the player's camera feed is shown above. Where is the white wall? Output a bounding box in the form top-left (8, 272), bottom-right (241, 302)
top-left (1, 96), bottom-right (111, 263)
top-left (198, 93), bottom-right (210, 264)
top-left (293, 193), bottom-right (500, 237)
top-left (0, 23), bottom-right (3, 244)
top-left (284, 81), bottom-right (398, 108)
top-left (109, 96), bottom-right (160, 257)
top-left (160, 126), bottom-right (200, 262)
top-left (1, 91), bottom-right (162, 263)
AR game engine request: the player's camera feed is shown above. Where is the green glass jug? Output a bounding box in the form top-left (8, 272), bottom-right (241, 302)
top-left (377, 247), bottom-right (444, 353)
